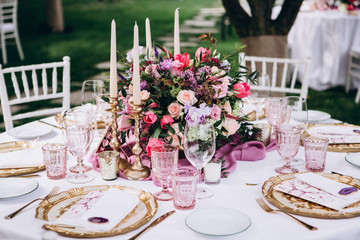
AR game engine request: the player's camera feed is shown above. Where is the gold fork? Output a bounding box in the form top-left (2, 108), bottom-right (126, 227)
top-left (5, 186), bottom-right (60, 219)
top-left (256, 198), bottom-right (318, 231)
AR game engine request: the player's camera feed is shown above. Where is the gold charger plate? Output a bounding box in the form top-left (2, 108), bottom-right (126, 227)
top-left (55, 113), bottom-right (106, 129)
top-left (38, 185), bottom-right (158, 238)
top-left (302, 123), bottom-right (360, 152)
top-left (0, 141), bottom-right (45, 177)
top-left (246, 109), bottom-right (266, 121)
top-left (262, 172), bottom-right (360, 219)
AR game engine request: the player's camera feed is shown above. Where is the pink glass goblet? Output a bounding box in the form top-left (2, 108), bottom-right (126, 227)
top-left (151, 145), bottom-right (178, 201)
top-left (265, 97), bottom-right (288, 138)
top-left (275, 125), bottom-right (301, 174)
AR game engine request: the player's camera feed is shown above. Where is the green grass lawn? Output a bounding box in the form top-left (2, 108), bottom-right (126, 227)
top-left (1, 0), bottom-right (360, 132)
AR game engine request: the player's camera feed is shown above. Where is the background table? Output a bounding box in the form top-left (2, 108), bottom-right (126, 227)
top-left (0, 117), bottom-right (359, 240)
top-left (288, 10), bottom-right (360, 91)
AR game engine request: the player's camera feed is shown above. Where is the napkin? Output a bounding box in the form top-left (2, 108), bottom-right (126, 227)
top-left (307, 125), bottom-right (360, 144)
top-left (0, 148), bottom-right (44, 168)
top-left (274, 173), bottom-right (360, 211)
top-left (54, 187), bottom-right (139, 231)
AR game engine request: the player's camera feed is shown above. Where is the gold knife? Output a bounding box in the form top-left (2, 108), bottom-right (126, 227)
top-left (38, 120), bottom-right (62, 129)
top-left (128, 210), bottom-right (175, 240)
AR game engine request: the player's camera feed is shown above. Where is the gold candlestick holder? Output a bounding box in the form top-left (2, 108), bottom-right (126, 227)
top-left (123, 103), bottom-right (151, 180)
top-left (109, 97), bottom-right (120, 151)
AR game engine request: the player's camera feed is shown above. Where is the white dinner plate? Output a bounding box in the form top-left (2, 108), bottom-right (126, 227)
top-left (7, 123), bottom-right (52, 140)
top-left (0, 178), bottom-right (39, 199)
top-left (307, 110), bottom-right (331, 123)
top-left (185, 208), bottom-right (251, 236)
top-left (345, 153), bottom-right (360, 167)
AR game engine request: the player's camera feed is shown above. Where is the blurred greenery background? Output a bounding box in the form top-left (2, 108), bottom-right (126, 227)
top-left (1, 0), bottom-right (360, 132)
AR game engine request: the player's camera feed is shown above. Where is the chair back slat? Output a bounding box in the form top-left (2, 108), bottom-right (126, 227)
top-left (239, 54), bottom-right (311, 99)
top-left (42, 68), bottom-right (47, 95)
top-left (52, 65), bottom-right (57, 94)
top-left (0, 56), bottom-right (71, 131)
top-left (32, 69), bottom-right (38, 96)
top-left (21, 69), bottom-right (30, 98)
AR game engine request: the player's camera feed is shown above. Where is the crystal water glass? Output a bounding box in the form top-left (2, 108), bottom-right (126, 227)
top-left (151, 145), bottom-right (178, 201)
top-left (184, 122), bottom-right (216, 199)
top-left (265, 97), bottom-right (288, 135)
top-left (275, 125), bottom-right (301, 174)
top-left (62, 107), bottom-right (94, 184)
top-left (247, 73), bottom-right (270, 121)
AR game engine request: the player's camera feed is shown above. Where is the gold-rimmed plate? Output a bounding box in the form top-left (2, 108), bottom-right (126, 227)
top-left (302, 123), bottom-right (360, 152)
top-left (55, 113), bottom-right (106, 129)
top-left (0, 141), bottom-right (45, 177)
top-left (262, 172), bottom-right (360, 219)
top-left (38, 185), bottom-right (158, 238)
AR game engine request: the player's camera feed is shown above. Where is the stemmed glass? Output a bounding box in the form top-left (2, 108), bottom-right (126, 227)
top-left (81, 80), bottom-right (105, 138)
top-left (275, 125), bottom-right (301, 174)
top-left (247, 73), bottom-right (271, 121)
top-left (265, 97), bottom-right (288, 137)
top-left (184, 121), bottom-right (216, 199)
top-left (151, 145), bottom-right (178, 201)
top-left (283, 96), bottom-right (308, 165)
top-left (62, 107), bottom-right (95, 183)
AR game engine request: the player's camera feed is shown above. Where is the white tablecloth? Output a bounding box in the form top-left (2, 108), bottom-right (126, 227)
top-left (0, 117), bottom-right (359, 240)
top-left (288, 10), bottom-right (360, 91)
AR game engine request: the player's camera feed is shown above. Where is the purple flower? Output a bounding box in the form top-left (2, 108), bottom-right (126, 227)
top-left (184, 102), bottom-right (191, 114)
top-left (220, 59), bottom-right (231, 71)
top-left (140, 81), bottom-right (147, 90)
top-left (185, 112), bottom-right (200, 127)
top-left (160, 59), bottom-right (173, 71)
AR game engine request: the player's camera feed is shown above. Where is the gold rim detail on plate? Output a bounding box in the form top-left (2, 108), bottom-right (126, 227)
top-left (0, 141), bottom-right (45, 177)
top-left (55, 113), bottom-right (106, 129)
top-left (37, 185), bottom-right (158, 238)
top-left (262, 172), bottom-right (360, 219)
top-left (302, 123), bottom-right (360, 152)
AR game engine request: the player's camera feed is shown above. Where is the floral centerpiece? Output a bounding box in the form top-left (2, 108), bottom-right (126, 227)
top-left (106, 34), bottom-right (257, 162)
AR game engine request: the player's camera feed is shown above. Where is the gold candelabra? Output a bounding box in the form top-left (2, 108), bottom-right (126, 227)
top-left (109, 97), bottom-right (120, 151)
top-left (123, 103), bottom-right (151, 180)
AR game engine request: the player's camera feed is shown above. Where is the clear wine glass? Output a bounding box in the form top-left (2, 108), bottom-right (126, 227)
top-left (184, 121), bottom-right (216, 199)
top-left (151, 145), bottom-right (178, 201)
top-left (265, 97), bottom-right (288, 137)
top-left (62, 107), bottom-right (95, 183)
top-left (81, 80), bottom-right (105, 138)
top-left (247, 73), bottom-right (271, 121)
top-left (283, 96), bottom-right (308, 166)
top-left (275, 125), bottom-right (301, 174)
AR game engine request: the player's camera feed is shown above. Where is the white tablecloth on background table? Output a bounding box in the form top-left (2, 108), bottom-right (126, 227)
top-left (288, 10), bottom-right (360, 91)
top-left (0, 117), bottom-right (359, 240)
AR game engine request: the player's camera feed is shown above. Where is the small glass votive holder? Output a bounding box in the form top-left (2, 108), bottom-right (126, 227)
top-left (304, 137), bottom-right (329, 172)
top-left (42, 143), bottom-right (67, 180)
top-left (97, 151), bottom-right (120, 180)
top-left (252, 123), bottom-right (272, 146)
top-left (204, 159), bottom-right (221, 185)
top-left (171, 167), bottom-right (198, 210)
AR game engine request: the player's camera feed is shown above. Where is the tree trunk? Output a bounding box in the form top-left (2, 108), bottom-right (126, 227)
top-left (45, 0), bottom-right (64, 33)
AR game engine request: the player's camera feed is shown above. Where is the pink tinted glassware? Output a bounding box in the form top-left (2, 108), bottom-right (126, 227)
top-left (171, 166), bottom-right (198, 210)
top-left (275, 125), bottom-right (301, 174)
top-left (265, 97), bottom-right (288, 134)
top-left (304, 137), bottom-right (329, 172)
top-left (42, 143), bottom-right (67, 180)
top-left (151, 145), bottom-right (178, 201)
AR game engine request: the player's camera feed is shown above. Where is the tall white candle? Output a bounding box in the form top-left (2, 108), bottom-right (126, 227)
top-left (133, 22), bottom-right (141, 105)
top-left (174, 8), bottom-right (180, 56)
top-left (145, 18), bottom-right (152, 59)
top-left (110, 19), bottom-right (117, 98)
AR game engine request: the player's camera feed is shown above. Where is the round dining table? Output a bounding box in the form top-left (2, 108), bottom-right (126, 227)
top-left (288, 9), bottom-right (360, 91)
top-left (0, 116), bottom-right (359, 240)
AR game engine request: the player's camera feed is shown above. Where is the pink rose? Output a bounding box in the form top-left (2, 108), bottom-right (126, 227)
top-left (210, 104), bottom-right (221, 121)
top-left (146, 138), bottom-right (163, 157)
top-left (170, 60), bottom-right (184, 76)
top-left (143, 111), bottom-right (157, 125)
top-left (146, 64), bottom-right (161, 78)
top-left (117, 114), bottom-right (132, 132)
top-left (160, 115), bottom-right (174, 129)
top-left (195, 47), bottom-right (211, 62)
top-left (223, 101), bottom-right (232, 114)
top-left (233, 82), bottom-right (251, 99)
top-left (174, 53), bottom-right (190, 68)
top-left (168, 102), bottom-right (182, 119)
top-left (222, 117), bottom-right (240, 136)
top-left (177, 90), bottom-right (198, 105)
top-left (141, 90), bottom-right (150, 101)
top-left (213, 83), bottom-right (228, 99)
